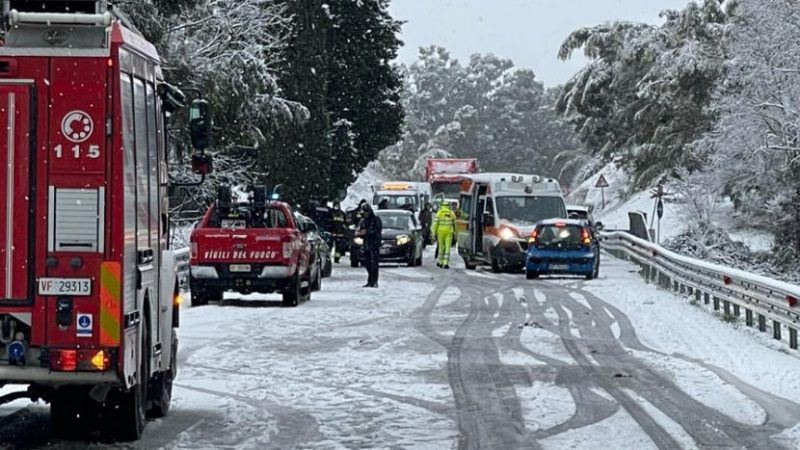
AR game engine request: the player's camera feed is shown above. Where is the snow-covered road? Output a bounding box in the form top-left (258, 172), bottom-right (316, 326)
top-left (3, 248), bottom-right (800, 449)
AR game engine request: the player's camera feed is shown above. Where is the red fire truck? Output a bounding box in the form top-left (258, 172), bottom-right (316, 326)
top-left (425, 158), bottom-right (478, 201)
top-left (0, 0), bottom-right (211, 440)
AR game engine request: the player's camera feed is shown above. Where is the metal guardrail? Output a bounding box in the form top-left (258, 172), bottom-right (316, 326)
top-left (603, 231), bottom-right (800, 350)
top-left (175, 248), bottom-right (190, 289)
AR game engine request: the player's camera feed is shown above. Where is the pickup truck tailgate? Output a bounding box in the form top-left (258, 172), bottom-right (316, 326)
top-left (192, 229), bottom-right (289, 264)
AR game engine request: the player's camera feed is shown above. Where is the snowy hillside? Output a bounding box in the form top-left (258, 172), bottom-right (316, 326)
top-left (343, 162), bottom-right (386, 209)
top-left (569, 163), bottom-right (774, 252)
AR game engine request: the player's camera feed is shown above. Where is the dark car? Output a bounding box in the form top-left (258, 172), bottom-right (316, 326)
top-left (295, 213), bottom-right (331, 283)
top-left (350, 209), bottom-right (425, 267)
top-left (525, 219), bottom-right (600, 280)
top-left (566, 204), bottom-right (604, 233)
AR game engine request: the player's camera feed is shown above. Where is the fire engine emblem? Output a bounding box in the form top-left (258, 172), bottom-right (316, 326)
top-left (61, 110), bottom-right (94, 143)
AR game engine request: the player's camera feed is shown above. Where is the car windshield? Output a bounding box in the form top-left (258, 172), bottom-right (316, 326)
top-left (568, 210), bottom-right (589, 220)
top-left (373, 194), bottom-right (418, 210)
top-left (495, 196), bottom-right (566, 224)
top-left (376, 212), bottom-right (413, 230)
top-left (536, 224), bottom-right (587, 248)
top-left (432, 183), bottom-right (462, 198)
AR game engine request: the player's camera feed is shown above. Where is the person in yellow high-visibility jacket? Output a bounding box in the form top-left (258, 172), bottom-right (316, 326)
top-left (431, 200), bottom-right (457, 269)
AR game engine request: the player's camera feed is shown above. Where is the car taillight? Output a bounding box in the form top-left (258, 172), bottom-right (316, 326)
top-left (283, 241), bottom-right (293, 259)
top-left (529, 229), bottom-right (538, 243)
top-left (50, 349), bottom-right (111, 371)
top-left (581, 228), bottom-right (591, 245)
top-left (190, 241), bottom-right (198, 259)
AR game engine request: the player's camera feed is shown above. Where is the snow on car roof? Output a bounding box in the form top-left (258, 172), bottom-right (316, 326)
top-left (566, 205), bottom-right (590, 212)
top-left (376, 209), bottom-right (413, 215)
top-left (537, 218), bottom-right (587, 226)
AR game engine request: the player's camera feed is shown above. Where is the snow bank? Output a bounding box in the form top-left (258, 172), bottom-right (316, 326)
top-left (343, 162), bottom-right (386, 209)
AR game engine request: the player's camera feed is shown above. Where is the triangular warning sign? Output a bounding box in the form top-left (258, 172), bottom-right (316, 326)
top-left (595, 174), bottom-right (610, 188)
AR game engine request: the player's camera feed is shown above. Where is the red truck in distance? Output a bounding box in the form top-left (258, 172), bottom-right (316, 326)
top-left (425, 158), bottom-right (479, 199)
top-left (189, 192), bottom-right (318, 308)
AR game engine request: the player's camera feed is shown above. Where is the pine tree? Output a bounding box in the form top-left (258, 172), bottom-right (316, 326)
top-left (326, 0), bottom-right (404, 197)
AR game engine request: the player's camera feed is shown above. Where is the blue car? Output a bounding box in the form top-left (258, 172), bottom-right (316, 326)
top-left (525, 219), bottom-right (600, 280)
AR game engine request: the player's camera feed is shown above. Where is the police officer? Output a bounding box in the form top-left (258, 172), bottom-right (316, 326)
top-left (356, 204), bottom-right (382, 287)
top-left (331, 201), bottom-right (347, 263)
top-left (431, 199), bottom-right (456, 269)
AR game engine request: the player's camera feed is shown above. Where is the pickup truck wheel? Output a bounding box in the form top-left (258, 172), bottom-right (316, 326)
top-left (491, 258), bottom-right (502, 273)
top-left (282, 274), bottom-right (301, 307)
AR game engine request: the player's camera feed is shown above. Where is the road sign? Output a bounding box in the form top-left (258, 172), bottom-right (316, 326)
top-left (657, 199), bottom-right (664, 219)
top-left (595, 174), bottom-right (609, 188)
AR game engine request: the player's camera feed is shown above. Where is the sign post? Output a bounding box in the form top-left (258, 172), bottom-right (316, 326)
top-left (595, 174), bottom-right (610, 209)
top-left (649, 184), bottom-right (670, 245)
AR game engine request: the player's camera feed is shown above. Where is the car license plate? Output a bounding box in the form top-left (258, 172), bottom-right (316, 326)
top-left (38, 278), bottom-right (91, 296)
top-left (229, 264), bottom-right (251, 273)
top-left (550, 264), bottom-right (569, 271)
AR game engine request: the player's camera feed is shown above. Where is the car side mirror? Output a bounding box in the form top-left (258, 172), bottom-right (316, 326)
top-left (189, 99), bottom-right (212, 151)
top-left (595, 221), bottom-right (605, 231)
top-left (483, 213), bottom-right (495, 227)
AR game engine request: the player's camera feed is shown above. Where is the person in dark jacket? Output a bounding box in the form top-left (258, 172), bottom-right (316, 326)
top-left (419, 202), bottom-right (433, 246)
top-left (356, 204), bottom-right (382, 287)
top-left (331, 201), bottom-right (347, 262)
top-left (377, 198), bottom-right (389, 210)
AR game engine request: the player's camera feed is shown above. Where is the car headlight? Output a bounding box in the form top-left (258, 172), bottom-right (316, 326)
top-left (353, 237), bottom-right (364, 246)
top-left (499, 227), bottom-right (515, 241)
top-left (396, 235), bottom-right (411, 246)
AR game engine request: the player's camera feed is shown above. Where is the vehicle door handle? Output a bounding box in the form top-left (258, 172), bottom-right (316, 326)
top-left (137, 248), bottom-right (154, 265)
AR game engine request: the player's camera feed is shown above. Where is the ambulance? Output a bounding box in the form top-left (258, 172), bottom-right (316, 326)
top-left (456, 174), bottom-right (567, 271)
top-left (371, 182), bottom-right (431, 212)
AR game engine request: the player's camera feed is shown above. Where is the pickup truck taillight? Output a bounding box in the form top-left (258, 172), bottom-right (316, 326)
top-left (282, 240), bottom-right (293, 259)
top-left (190, 241), bottom-right (198, 259)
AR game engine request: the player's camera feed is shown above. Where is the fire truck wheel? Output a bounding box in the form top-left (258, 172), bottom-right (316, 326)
top-left (148, 329), bottom-right (176, 418)
top-left (282, 274), bottom-right (301, 307)
top-left (109, 330), bottom-right (148, 441)
top-left (463, 258), bottom-right (477, 270)
top-left (51, 386), bottom-right (92, 439)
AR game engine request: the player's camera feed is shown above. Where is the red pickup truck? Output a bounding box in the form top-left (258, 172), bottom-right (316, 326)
top-left (189, 199), bottom-right (318, 307)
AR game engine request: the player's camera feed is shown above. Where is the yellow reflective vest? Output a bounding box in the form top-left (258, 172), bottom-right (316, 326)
top-left (432, 206), bottom-right (456, 235)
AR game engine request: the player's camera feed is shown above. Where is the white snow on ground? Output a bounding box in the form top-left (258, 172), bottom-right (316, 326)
top-left (629, 349), bottom-right (766, 425)
top-left (585, 255), bottom-right (800, 407)
top-left (176, 272), bottom-right (457, 449)
top-left (343, 162), bottom-right (386, 209)
top-left (540, 407), bottom-right (657, 450)
top-left (517, 325), bottom-right (575, 365)
top-left (622, 388), bottom-right (699, 450)
top-left (517, 381), bottom-right (576, 432)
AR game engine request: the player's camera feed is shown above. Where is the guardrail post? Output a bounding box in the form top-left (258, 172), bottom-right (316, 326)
top-left (695, 290), bottom-right (701, 304)
top-left (703, 293), bottom-right (710, 305)
top-left (673, 280), bottom-right (680, 292)
top-left (723, 300), bottom-right (730, 316)
top-left (759, 314), bottom-right (767, 332)
top-left (746, 309), bottom-right (753, 326)
top-left (774, 321), bottom-right (782, 341)
top-left (733, 304), bottom-right (740, 317)
top-left (713, 297), bottom-right (720, 311)
top-left (790, 328), bottom-right (798, 350)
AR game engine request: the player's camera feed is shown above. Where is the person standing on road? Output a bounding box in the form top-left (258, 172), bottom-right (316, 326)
top-left (356, 204), bottom-right (382, 287)
top-left (331, 201), bottom-right (347, 263)
top-left (419, 202), bottom-right (433, 246)
top-left (431, 200), bottom-right (456, 269)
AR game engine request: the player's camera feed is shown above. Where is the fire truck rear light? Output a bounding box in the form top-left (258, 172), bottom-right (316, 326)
top-left (49, 349), bottom-right (111, 371)
top-left (87, 350), bottom-right (110, 371)
top-left (50, 349), bottom-right (77, 371)
top-left (282, 241), bottom-right (292, 258)
top-left (69, 256), bottom-right (83, 268)
top-left (190, 242), bottom-right (198, 259)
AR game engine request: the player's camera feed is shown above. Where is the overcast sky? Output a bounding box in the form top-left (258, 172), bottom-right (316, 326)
top-left (388, 0), bottom-right (693, 87)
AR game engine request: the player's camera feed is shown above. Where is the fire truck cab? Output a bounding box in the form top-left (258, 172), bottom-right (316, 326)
top-left (0, 0), bottom-right (209, 440)
top-left (456, 174), bottom-right (567, 272)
